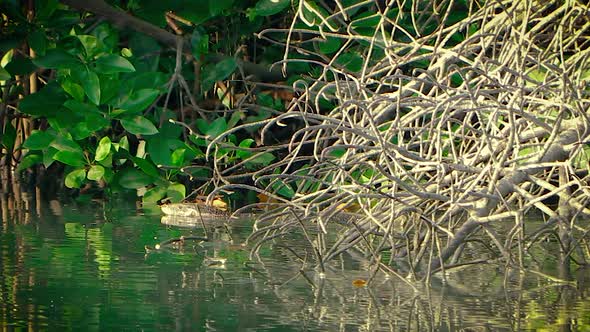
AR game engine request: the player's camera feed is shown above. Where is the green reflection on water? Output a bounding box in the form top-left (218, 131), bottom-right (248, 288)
top-left (1, 196), bottom-right (590, 331)
top-left (0, 199), bottom-right (343, 331)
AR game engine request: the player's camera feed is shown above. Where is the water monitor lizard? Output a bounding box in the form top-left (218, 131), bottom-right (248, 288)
top-left (160, 202), bottom-right (364, 226)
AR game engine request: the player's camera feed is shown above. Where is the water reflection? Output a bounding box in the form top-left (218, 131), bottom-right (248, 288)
top-left (0, 183), bottom-right (588, 331)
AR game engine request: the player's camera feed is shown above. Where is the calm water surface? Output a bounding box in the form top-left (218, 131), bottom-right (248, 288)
top-left (1, 194), bottom-right (590, 331)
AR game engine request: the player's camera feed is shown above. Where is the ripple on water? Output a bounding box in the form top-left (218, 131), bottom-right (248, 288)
top-left (1, 201), bottom-right (589, 331)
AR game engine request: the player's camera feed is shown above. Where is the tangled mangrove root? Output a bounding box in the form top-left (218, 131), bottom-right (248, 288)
top-left (211, 0), bottom-right (590, 279)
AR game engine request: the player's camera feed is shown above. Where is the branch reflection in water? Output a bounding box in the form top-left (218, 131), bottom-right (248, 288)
top-left (0, 181), bottom-right (587, 331)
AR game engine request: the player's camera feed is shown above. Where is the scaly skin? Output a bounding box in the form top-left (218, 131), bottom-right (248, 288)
top-left (160, 203), bottom-right (364, 226)
top-left (160, 203), bottom-right (231, 219)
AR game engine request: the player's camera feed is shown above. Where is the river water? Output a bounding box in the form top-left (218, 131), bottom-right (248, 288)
top-left (1, 190), bottom-right (589, 331)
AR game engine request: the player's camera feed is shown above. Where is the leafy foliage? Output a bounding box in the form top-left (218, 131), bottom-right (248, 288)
top-left (1, 0), bottom-right (296, 204)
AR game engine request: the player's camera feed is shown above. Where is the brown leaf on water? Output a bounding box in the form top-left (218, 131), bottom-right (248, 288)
top-left (257, 193), bottom-right (271, 202)
top-left (211, 197), bottom-right (228, 211)
top-left (189, 197), bottom-right (228, 211)
top-left (257, 193), bottom-right (281, 204)
top-left (352, 279), bottom-right (367, 288)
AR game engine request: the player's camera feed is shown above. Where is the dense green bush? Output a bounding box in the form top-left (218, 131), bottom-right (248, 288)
top-left (1, 0), bottom-right (299, 203)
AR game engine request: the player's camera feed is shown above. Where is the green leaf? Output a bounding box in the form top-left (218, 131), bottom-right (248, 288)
top-left (256, 92), bottom-right (274, 107)
top-left (227, 110), bottom-right (243, 129)
top-left (120, 115), bottom-right (159, 135)
top-left (201, 57), bottom-right (237, 91)
top-left (53, 150), bottom-right (86, 167)
top-left (196, 117), bottom-right (227, 139)
top-left (102, 166), bottom-right (114, 183)
top-left (95, 54), bottom-right (136, 74)
top-left (158, 121), bottom-right (182, 140)
top-left (23, 130), bottom-right (55, 150)
top-left (247, 152), bottom-right (275, 165)
top-left (215, 146), bottom-right (230, 159)
top-left (318, 37), bottom-right (342, 54)
top-left (49, 108), bottom-right (82, 135)
top-left (195, 119), bottom-right (209, 136)
top-left (329, 147), bottom-right (346, 158)
top-left (335, 52), bottom-right (363, 72)
top-left (43, 147), bottom-right (58, 168)
top-left (91, 22), bottom-right (119, 51)
top-left (102, 167), bottom-right (115, 184)
top-left (50, 135), bottom-right (83, 153)
top-left (76, 35), bottom-right (100, 58)
top-left (146, 135), bottom-right (171, 166)
top-left (5, 57), bottom-right (36, 76)
top-left (0, 39), bottom-right (18, 54)
top-left (171, 148), bottom-right (185, 166)
top-left (248, 0), bottom-right (290, 18)
top-left (99, 153), bottom-right (114, 167)
top-left (128, 33), bottom-right (161, 71)
top-left (65, 168), bottom-right (87, 188)
top-left (572, 145), bottom-right (590, 170)
top-left (35, 0), bottom-right (59, 21)
top-left (71, 112), bottom-right (109, 140)
top-left (189, 135), bottom-right (208, 147)
top-left (17, 153), bottom-right (43, 172)
top-left (181, 166), bottom-right (211, 178)
top-left (123, 72), bottom-right (168, 91)
top-left (271, 179), bottom-right (295, 199)
top-left (121, 48), bottom-right (132, 57)
top-left (116, 89), bottom-right (159, 114)
top-left (350, 12), bottom-right (381, 29)
top-left (33, 48), bottom-right (81, 69)
top-left (98, 75), bottom-right (120, 105)
top-left (95, 136), bottom-right (112, 161)
top-left (1, 121), bottom-right (16, 150)
top-left (166, 182), bottom-right (186, 203)
top-left (237, 138), bottom-right (254, 159)
top-left (63, 36), bottom-right (87, 56)
top-left (209, 0), bottom-right (234, 16)
top-left (79, 70), bottom-right (101, 105)
top-left (18, 82), bottom-right (66, 117)
top-left (119, 136), bottom-right (130, 152)
top-left (143, 185), bottom-right (167, 204)
top-left (63, 99), bottom-right (100, 114)
top-left (69, 102), bottom-right (108, 130)
top-left (130, 156), bottom-right (160, 178)
top-left (527, 68), bottom-right (547, 86)
top-left (87, 165), bottom-right (105, 181)
top-left (49, 8), bottom-right (79, 26)
top-left (182, 143), bottom-right (203, 160)
top-left (300, 0), bottom-right (336, 30)
top-left (117, 167), bottom-right (154, 189)
top-left (61, 79), bottom-right (85, 101)
top-left (28, 31), bottom-right (47, 56)
top-left (208, 117), bottom-right (228, 138)
top-left (359, 168), bottom-right (375, 183)
top-left (0, 66), bottom-right (10, 80)
top-left (191, 27), bottom-right (209, 58)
